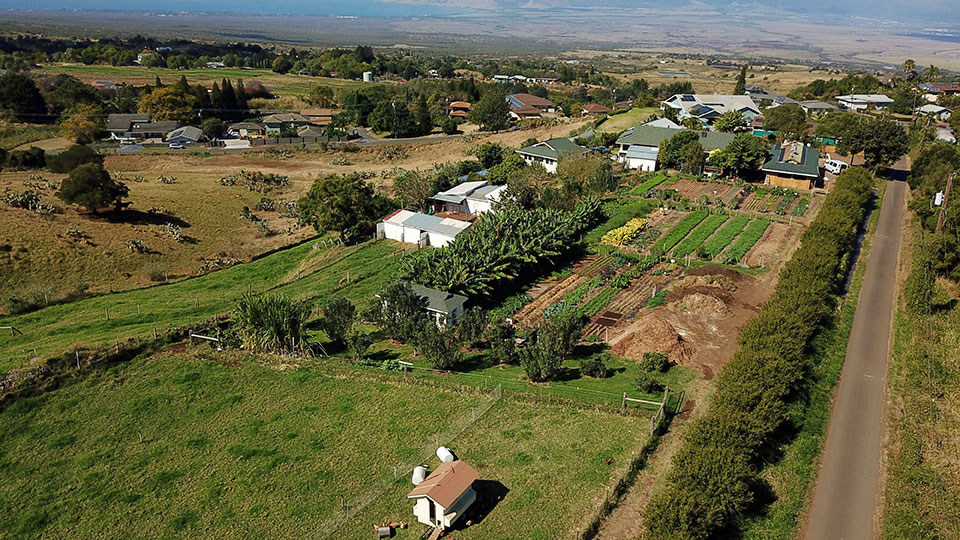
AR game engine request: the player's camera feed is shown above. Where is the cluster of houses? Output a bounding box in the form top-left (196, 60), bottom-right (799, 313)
top-left (104, 109), bottom-right (338, 146)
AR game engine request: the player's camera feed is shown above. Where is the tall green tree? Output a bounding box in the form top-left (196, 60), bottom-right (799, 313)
top-left (714, 110), bottom-right (747, 133)
top-left (415, 93), bottom-right (433, 136)
top-left (0, 72), bottom-right (46, 121)
top-left (470, 89), bottom-right (511, 132)
top-left (762, 103), bottom-right (809, 140)
top-left (840, 117), bottom-right (909, 170)
top-left (733, 65), bottom-right (748, 95)
top-left (713, 133), bottom-right (769, 176)
top-left (296, 172), bottom-right (396, 241)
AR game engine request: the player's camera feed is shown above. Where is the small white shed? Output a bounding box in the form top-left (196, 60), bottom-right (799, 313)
top-left (407, 461), bottom-right (479, 531)
top-left (381, 210), bottom-right (471, 248)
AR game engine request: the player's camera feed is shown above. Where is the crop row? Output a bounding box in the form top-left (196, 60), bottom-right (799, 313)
top-left (576, 287), bottom-right (620, 318)
top-left (700, 216), bottom-right (750, 259)
top-left (671, 214), bottom-right (729, 259)
top-left (649, 210), bottom-right (708, 256)
top-left (631, 174), bottom-right (668, 196)
top-left (724, 218), bottom-right (771, 262)
top-left (791, 195), bottom-right (811, 216)
top-left (774, 191), bottom-right (798, 214)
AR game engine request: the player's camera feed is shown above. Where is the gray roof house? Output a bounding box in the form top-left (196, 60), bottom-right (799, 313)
top-left (262, 113), bottom-right (311, 134)
top-left (409, 283), bottom-right (468, 327)
top-left (165, 125), bottom-right (203, 144)
top-left (799, 100), bottom-right (837, 115)
top-left (130, 120), bottom-right (179, 140)
top-left (106, 113), bottom-right (152, 139)
top-left (661, 94), bottom-right (761, 123)
top-left (515, 137), bottom-right (586, 173)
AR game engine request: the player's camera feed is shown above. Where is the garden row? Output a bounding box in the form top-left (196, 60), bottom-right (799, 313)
top-left (644, 166), bottom-right (875, 539)
top-left (642, 208), bottom-right (771, 264)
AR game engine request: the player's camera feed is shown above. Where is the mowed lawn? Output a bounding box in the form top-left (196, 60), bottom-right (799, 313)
top-left (0, 239), bottom-right (405, 371)
top-left (595, 107), bottom-right (660, 134)
top-left (0, 351), bottom-right (650, 540)
top-left (39, 64), bottom-right (367, 97)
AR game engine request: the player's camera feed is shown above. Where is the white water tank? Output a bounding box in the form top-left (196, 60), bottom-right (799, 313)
top-left (436, 446), bottom-right (455, 463)
top-left (412, 466), bottom-right (427, 485)
top-left (363, 71), bottom-right (373, 82)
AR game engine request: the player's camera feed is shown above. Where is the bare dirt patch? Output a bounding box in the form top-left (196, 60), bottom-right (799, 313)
top-left (742, 221), bottom-right (796, 267)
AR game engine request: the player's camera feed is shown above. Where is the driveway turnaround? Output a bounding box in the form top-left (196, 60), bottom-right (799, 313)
top-left (804, 178), bottom-right (906, 540)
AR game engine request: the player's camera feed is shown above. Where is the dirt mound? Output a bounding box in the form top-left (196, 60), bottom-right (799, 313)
top-left (685, 265), bottom-right (744, 282)
top-left (610, 314), bottom-right (691, 364)
top-left (676, 292), bottom-right (729, 317)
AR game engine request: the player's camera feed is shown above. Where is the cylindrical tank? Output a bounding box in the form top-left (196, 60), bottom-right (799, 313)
top-left (376, 525), bottom-right (392, 538)
top-left (363, 71), bottom-right (373, 82)
top-left (436, 446), bottom-right (455, 463)
top-left (412, 466), bottom-right (427, 485)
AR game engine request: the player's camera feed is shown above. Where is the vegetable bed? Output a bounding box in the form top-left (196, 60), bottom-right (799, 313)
top-left (672, 214), bottom-right (729, 259)
top-left (649, 210), bottom-right (708, 256)
top-left (700, 216), bottom-right (750, 259)
top-left (724, 218), bottom-right (771, 262)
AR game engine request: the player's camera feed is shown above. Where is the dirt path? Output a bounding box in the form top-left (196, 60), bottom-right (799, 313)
top-left (803, 178), bottom-right (907, 540)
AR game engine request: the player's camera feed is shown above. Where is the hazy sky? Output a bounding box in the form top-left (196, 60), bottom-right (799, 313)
top-left (3, 0), bottom-right (957, 19)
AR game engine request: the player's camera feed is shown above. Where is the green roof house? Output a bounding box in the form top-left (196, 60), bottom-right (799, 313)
top-left (762, 142), bottom-right (821, 190)
top-left (615, 124), bottom-right (735, 171)
top-left (515, 137), bottom-right (586, 173)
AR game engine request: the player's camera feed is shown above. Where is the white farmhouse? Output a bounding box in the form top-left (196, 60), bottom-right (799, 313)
top-left (836, 94), bottom-right (894, 111)
top-left (407, 461), bottom-right (479, 531)
top-left (918, 104), bottom-right (952, 121)
top-left (515, 137), bottom-right (585, 174)
top-left (381, 210), bottom-right (471, 248)
top-left (430, 178), bottom-right (506, 215)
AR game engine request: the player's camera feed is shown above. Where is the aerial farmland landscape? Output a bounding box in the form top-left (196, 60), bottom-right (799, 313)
top-left (0, 1), bottom-right (959, 539)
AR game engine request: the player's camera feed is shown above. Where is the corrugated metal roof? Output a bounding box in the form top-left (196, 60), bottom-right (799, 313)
top-left (625, 147), bottom-right (659, 160)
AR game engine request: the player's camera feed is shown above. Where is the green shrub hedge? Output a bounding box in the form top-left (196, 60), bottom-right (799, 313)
top-left (644, 167), bottom-right (874, 539)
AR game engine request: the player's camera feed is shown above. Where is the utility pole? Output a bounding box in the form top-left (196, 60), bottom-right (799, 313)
top-left (936, 173), bottom-right (954, 234)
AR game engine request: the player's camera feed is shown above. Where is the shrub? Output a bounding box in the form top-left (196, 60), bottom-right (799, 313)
top-left (319, 297), bottom-right (356, 346)
top-left (157, 175), bottom-right (177, 184)
top-left (255, 197), bottom-right (276, 211)
top-left (233, 293), bottom-right (311, 354)
top-left (414, 323), bottom-right (463, 371)
top-left (4, 147), bottom-right (45, 170)
top-left (367, 282), bottom-right (427, 342)
top-left (644, 167), bottom-right (874, 538)
top-left (639, 351), bottom-right (670, 373)
top-left (56, 163), bottom-right (129, 213)
top-left (634, 372), bottom-right (665, 394)
top-left (519, 343), bottom-right (562, 382)
top-left (346, 330), bottom-right (373, 362)
top-left (484, 321), bottom-right (517, 365)
top-left (537, 311), bottom-right (583, 358)
top-left (46, 145), bottom-right (102, 173)
top-left (646, 290), bottom-right (667, 308)
top-left (455, 307), bottom-right (488, 349)
top-left (580, 355), bottom-right (609, 378)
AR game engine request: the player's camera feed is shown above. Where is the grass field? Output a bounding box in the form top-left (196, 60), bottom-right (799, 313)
top-left (0, 349), bottom-right (651, 540)
top-left (37, 64), bottom-right (368, 97)
top-left (595, 107), bottom-right (660, 134)
top-left (0, 238), bottom-right (404, 371)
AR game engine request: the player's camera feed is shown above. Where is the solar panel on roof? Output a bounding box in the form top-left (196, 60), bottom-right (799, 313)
top-left (681, 95), bottom-right (696, 101)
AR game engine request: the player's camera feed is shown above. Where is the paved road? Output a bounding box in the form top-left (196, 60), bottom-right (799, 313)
top-left (804, 175), bottom-right (907, 540)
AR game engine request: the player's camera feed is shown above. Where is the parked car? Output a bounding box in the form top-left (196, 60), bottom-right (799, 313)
top-left (824, 159), bottom-right (849, 175)
top-left (168, 142), bottom-right (185, 150)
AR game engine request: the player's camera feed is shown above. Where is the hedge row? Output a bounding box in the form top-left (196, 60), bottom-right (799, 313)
top-left (644, 167), bottom-right (874, 540)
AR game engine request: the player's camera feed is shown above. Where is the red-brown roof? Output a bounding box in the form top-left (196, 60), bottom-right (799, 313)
top-left (511, 93), bottom-right (553, 107)
top-left (300, 108), bottom-right (335, 117)
top-left (582, 104), bottom-right (611, 114)
top-left (512, 104), bottom-right (542, 116)
top-left (448, 101), bottom-right (471, 109)
top-left (407, 461), bottom-right (479, 508)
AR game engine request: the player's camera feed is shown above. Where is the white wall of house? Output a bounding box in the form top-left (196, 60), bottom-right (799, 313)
top-left (521, 155), bottom-right (559, 173)
top-left (426, 231), bottom-right (458, 247)
top-left (383, 221), bottom-right (406, 243)
top-left (411, 489), bottom-right (477, 529)
top-left (626, 156), bottom-right (657, 171)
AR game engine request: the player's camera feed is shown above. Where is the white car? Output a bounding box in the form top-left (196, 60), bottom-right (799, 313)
top-left (168, 142), bottom-right (185, 150)
top-left (824, 159), bottom-right (849, 175)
